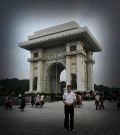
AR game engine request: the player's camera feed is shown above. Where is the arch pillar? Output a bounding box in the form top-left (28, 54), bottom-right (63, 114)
top-left (37, 49), bottom-right (44, 93)
top-left (76, 41), bottom-right (85, 92)
top-left (87, 51), bottom-right (95, 91)
top-left (29, 62), bottom-right (33, 92)
top-left (37, 60), bottom-right (44, 93)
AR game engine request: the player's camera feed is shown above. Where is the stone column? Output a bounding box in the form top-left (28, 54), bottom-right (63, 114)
top-left (37, 49), bottom-right (44, 93)
top-left (84, 60), bottom-right (87, 91)
top-left (76, 41), bottom-right (85, 91)
top-left (29, 62), bottom-right (34, 92)
top-left (87, 51), bottom-right (94, 91)
top-left (82, 57), bottom-right (85, 91)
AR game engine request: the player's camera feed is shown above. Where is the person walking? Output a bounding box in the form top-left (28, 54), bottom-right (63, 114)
top-left (35, 94), bottom-right (40, 107)
top-left (95, 93), bottom-right (99, 110)
top-left (63, 85), bottom-right (76, 131)
top-left (30, 93), bottom-right (35, 106)
top-left (5, 94), bottom-right (13, 109)
top-left (116, 92), bottom-right (120, 111)
top-left (18, 93), bottom-right (26, 111)
top-left (40, 95), bottom-right (44, 107)
top-left (99, 93), bottom-right (105, 109)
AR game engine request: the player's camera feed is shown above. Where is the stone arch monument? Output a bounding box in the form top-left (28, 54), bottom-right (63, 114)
top-left (19, 21), bottom-right (101, 94)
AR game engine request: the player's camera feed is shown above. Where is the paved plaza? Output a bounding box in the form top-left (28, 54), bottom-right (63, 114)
top-left (0, 100), bottom-right (120, 135)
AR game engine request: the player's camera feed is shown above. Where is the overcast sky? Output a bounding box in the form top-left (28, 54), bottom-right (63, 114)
top-left (0, 0), bottom-right (120, 88)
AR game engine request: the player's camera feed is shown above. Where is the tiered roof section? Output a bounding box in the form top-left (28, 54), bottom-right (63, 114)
top-left (19, 21), bottom-right (101, 52)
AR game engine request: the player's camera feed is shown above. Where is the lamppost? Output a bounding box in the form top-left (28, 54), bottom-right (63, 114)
top-left (56, 58), bottom-right (57, 96)
top-left (56, 55), bottom-right (60, 96)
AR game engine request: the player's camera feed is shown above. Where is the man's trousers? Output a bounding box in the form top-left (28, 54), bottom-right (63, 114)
top-left (64, 105), bottom-right (74, 130)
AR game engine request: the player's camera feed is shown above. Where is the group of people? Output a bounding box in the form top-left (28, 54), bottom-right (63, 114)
top-left (4, 86), bottom-right (120, 132)
top-left (116, 94), bottom-right (120, 111)
top-left (108, 94), bottom-right (117, 102)
top-left (5, 93), bottom-right (44, 111)
top-left (74, 93), bottom-right (83, 108)
top-left (5, 94), bottom-right (14, 109)
top-left (95, 93), bottom-right (105, 110)
top-left (5, 93), bottom-right (26, 111)
top-left (30, 94), bottom-right (44, 108)
top-left (95, 92), bottom-right (120, 111)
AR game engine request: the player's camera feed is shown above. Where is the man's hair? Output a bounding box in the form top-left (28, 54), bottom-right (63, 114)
top-left (67, 85), bottom-right (71, 88)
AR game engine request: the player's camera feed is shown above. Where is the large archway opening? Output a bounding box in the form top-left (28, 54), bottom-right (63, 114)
top-left (60, 69), bottom-right (66, 82)
top-left (46, 62), bottom-right (65, 94)
top-left (60, 69), bottom-right (66, 93)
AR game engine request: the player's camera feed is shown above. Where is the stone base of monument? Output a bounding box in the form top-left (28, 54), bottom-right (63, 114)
top-left (25, 91), bottom-right (38, 94)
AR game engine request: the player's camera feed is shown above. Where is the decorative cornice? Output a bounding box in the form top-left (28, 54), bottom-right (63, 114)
top-left (28, 57), bottom-right (44, 62)
top-left (28, 56), bottom-right (66, 62)
top-left (66, 55), bottom-right (71, 58)
top-left (19, 21), bottom-right (102, 52)
top-left (87, 59), bottom-right (95, 63)
top-left (64, 50), bottom-right (87, 57)
top-left (45, 56), bottom-right (65, 61)
top-left (84, 58), bottom-right (95, 63)
top-left (28, 51), bottom-right (95, 62)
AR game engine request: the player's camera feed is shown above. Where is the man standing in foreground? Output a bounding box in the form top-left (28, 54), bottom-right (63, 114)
top-left (63, 85), bottom-right (76, 131)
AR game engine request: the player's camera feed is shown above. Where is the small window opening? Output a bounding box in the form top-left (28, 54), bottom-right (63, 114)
top-left (70, 45), bottom-right (76, 51)
top-left (34, 52), bottom-right (38, 57)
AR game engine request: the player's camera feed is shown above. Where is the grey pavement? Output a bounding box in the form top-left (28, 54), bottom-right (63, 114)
top-left (0, 100), bottom-right (120, 135)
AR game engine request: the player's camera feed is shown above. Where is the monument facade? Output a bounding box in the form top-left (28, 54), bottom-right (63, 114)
top-left (19, 21), bottom-right (101, 94)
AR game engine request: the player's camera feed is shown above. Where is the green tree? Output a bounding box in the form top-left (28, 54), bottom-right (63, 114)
top-left (60, 81), bottom-right (66, 93)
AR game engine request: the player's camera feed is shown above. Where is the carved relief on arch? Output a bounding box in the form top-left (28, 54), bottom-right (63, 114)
top-left (43, 47), bottom-right (66, 60)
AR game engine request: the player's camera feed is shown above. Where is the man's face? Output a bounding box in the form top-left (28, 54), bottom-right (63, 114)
top-left (67, 87), bottom-right (71, 93)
